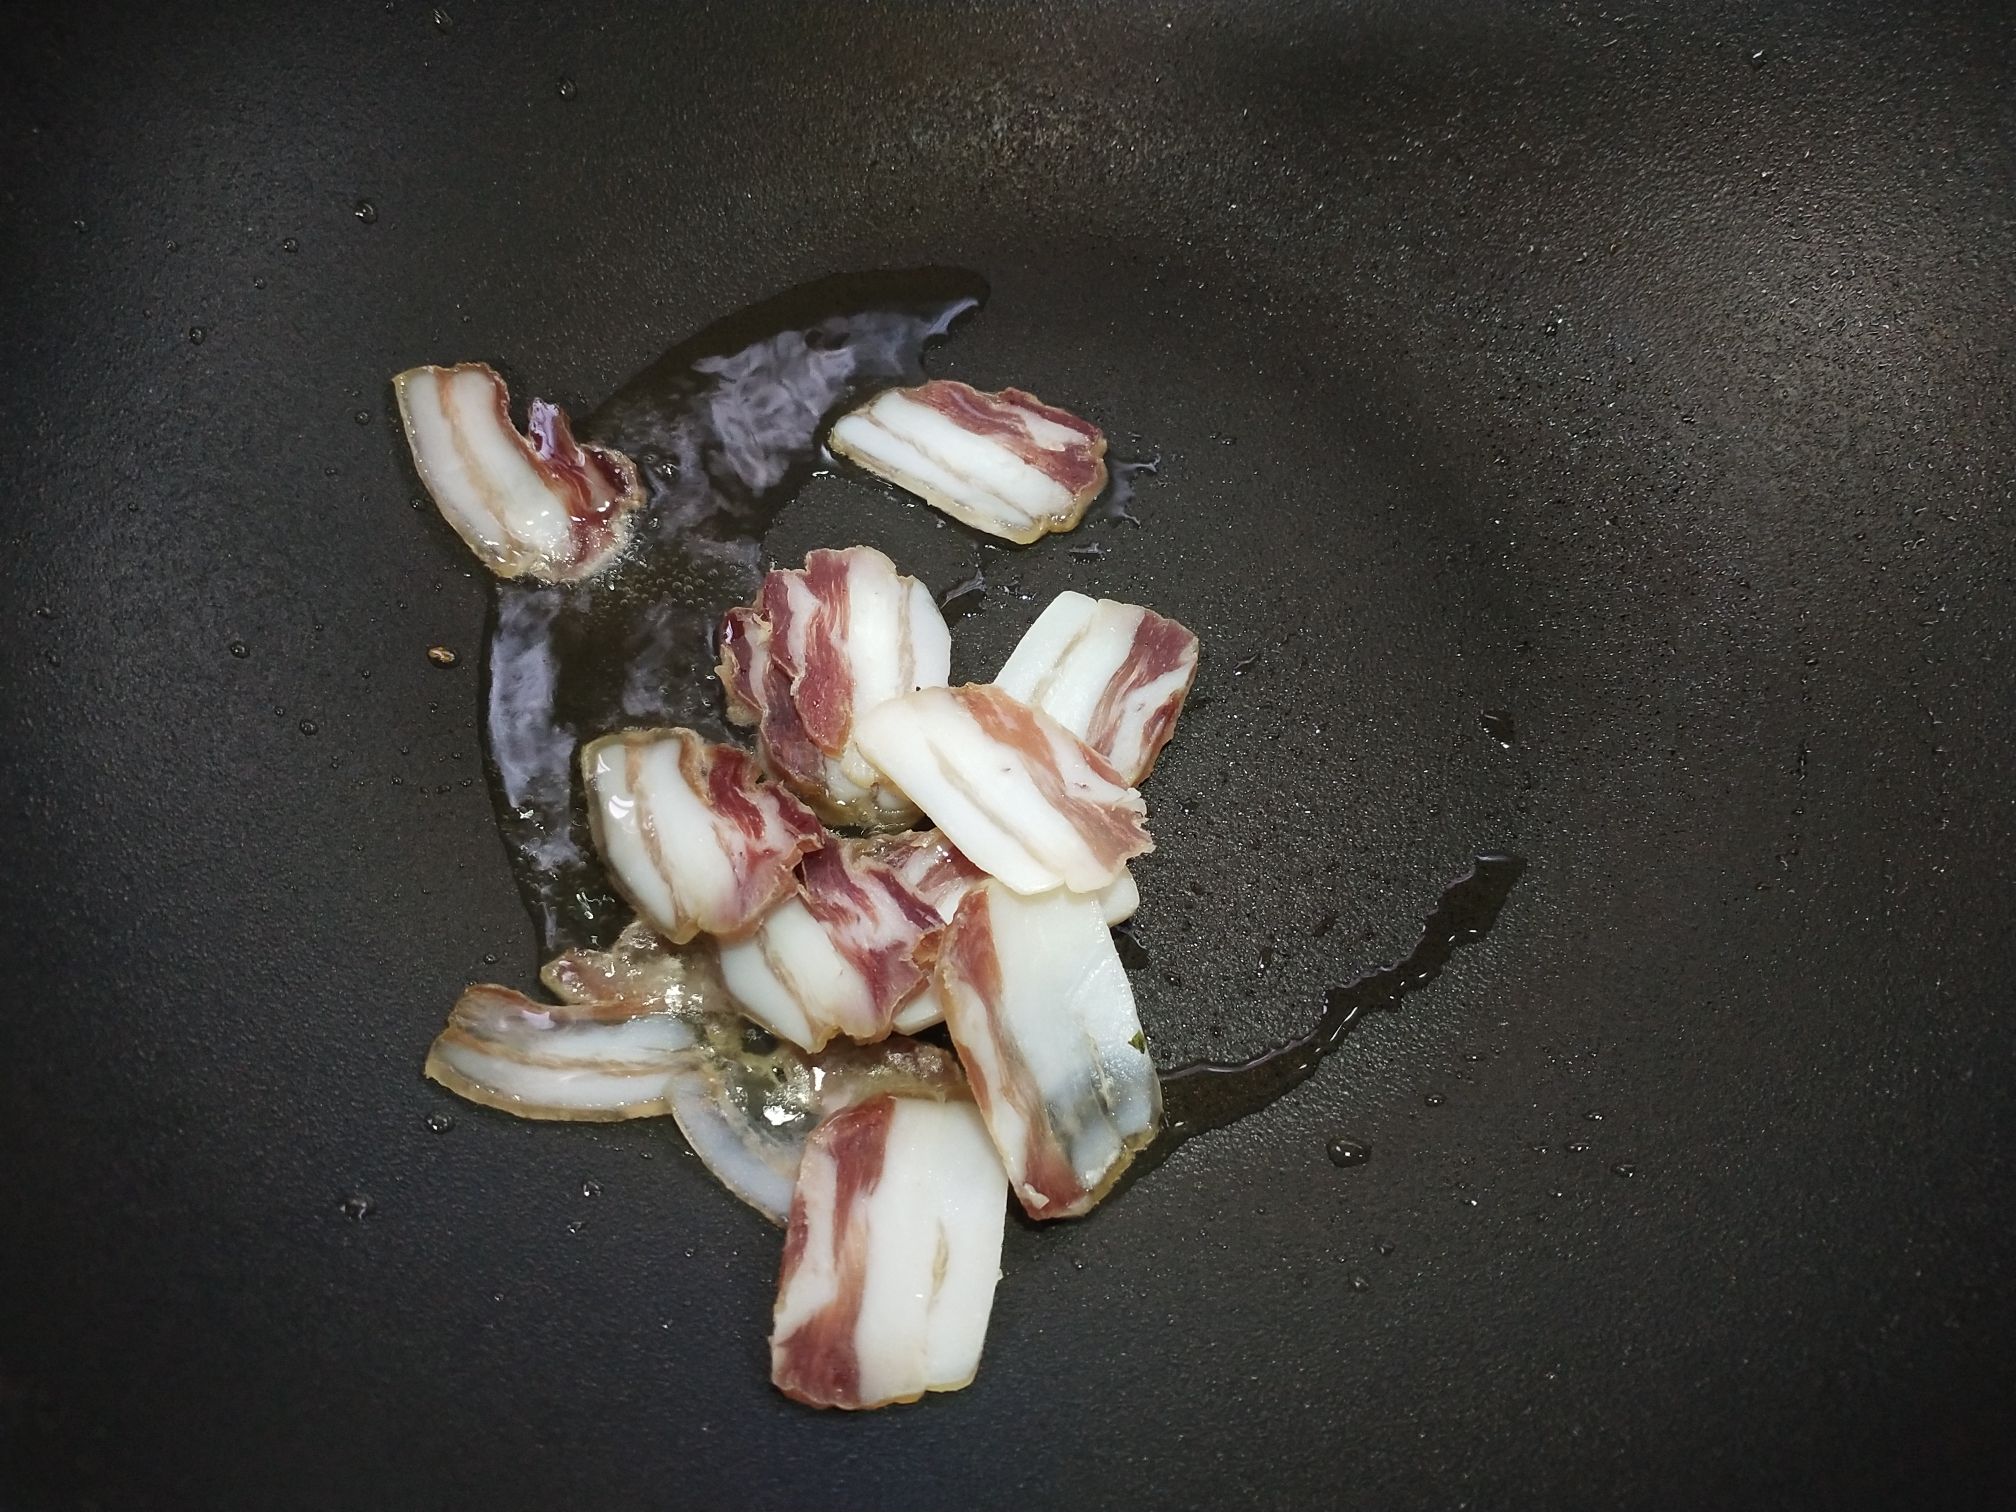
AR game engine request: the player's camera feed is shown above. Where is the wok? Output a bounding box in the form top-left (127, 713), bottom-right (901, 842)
top-left (3, 1), bottom-right (2012, 1507)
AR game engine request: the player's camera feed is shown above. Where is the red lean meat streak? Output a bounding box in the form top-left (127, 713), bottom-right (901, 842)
top-left (771, 1094), bottom-right (899, 1408)
top-left (960, 687), bottom-right (1151, 873)
top-left (912, 382), bottom-right (1106, 497)
top-left (796, 842), bottom-right (947, 1023)
top-left (1083, 610), bottom-right (1198, 783)
top-left (939, 896), bottom-right (1082, 1209)
top-left (791, 551), bottom-right (854, 751)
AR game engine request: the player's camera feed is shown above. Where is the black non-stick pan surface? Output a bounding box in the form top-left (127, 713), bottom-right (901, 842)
top-left (4, 2), bottom-right (2012, 1508)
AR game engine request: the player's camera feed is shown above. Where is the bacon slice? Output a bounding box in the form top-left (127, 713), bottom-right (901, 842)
top-left (424, 981), bottom-right (700, 1121)
top-left (393, 362), bottom-right (642, 582)
top-left (995, 592), bottom-right (1200, 786)
top-left (428, 924), bottom-right (967, 1224)
top-left (935, 882), bottom-right (1161, 1218)
top-left (852, 685), bottom-right (1150, 895)
top-left (828, 380), bottom-right (1108, 544)
top-left (886, 840), bottom-right (1140, 1035)
top-left (717, 547), bottom-right (951, 827)
top-left (716, 838), bottom-right (949, 1051)
top-left (771, 1092), bottom-right (1008, 1409)
top-left (582, 729), bottom-right (824, 944)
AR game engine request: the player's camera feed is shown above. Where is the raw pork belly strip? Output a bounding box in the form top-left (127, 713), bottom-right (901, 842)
top-left (994, 592), bottom-right (1200, 786)
top-left (936, 882), bottom-right (1161, 1219)
top-left (717, 838), bottom-right (949, 1052)
top-left (718, 547), bottom-right (951, 826)
top-left (828, 380), bottom-right (1108, 544)
top-left (582, 728), bottom-right (823, 944)
top-left (394, 362), bottom-right (642, 582)
top-left (852, 685), bottom-right (1150, 896)
top-left (771, 1093), bottom-right (1008, 1410)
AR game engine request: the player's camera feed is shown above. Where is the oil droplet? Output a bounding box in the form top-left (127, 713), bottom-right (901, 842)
top-left (340, 1193), bottom-right (374, 1220)
top-left (431, 6), bottom-right (452, 30)
top-left (427, 644), bottom-right (459, 667)
top-left (425, 1111), bottom-right (455, 1133)
top-left (1480, 708), bottom-right (1517, 747)
top-left (187, 326), bottom-right (206, 345)
top-left (1611, 1162), bottom-right (1637, 1178)
top-left (228, 640), bottom-right (249, 659)
top-left (1424, 1093), bottom-right (1445, 1107)
top-left (165, 238), bottom-right (179, 253)
top-left (1566, 1140), bottom-right (1591, 1154)
top-left (1348, 1274), bottom-right (1370, 1292)
top-left (482, 952), bottom-right (498, 965)
top-left (581, 1179), bottom-right (602, 1199)
top-left (252, 276), bottom-right (267, 290)
top-left (1112, 925), bottom-right (1151, 971)
top-left (299, 719), bottom-right (318, 736)
top-left (354, 409), bottom-right (371, 425)
top-left (557, 77), bottom-right (577, 99)
top-left (1326, 1138), bottom-right (1369, 1168)
top-left (281, 236), bottom-right (299, 253)
top-left (1583, 1110), bottom-right (1604, 1122)
top-left (354, 199), bottom-right (378, 224)
top-left (565, 1218), bottom-right (586, 1235)
top-left (34, 605), bottom-right (52, 619)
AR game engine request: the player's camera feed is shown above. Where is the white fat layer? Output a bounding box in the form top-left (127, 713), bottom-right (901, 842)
top-left (584, 735), bottom-right (737, 942)
top-left (994, 592), bottom-right (1137, 738)
top-left (831, 395), bottom-right (1071, 540)
top-left (941, 885), bottom-right (1160, 1212)
top-left (718, 896), bottom-right (873, 1052)
top-left (853, 690), bottom-right (1138, 895)
top-left (445, 367), bottom-right (573, 563)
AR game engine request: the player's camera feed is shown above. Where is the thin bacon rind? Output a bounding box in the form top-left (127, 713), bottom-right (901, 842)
top-left (581, 728), bottom-right (824, 945)
top-left (827, 379), bottom-right (1109, 545)
top-left (853, 685), bottom-right (1151, 896)
top-left (714, 547), bottom-right (951, 827)
top-left (994, 592), bottom-right (1200, 786)
top-left (935, 881), bottom-right (1161, 1219)
top-left (771, 1092), bottom-right (1008, 1409)
top-left (717, 837), bottom-right (951, 1051)
top-left (393, 362), bottom-right (642, 582)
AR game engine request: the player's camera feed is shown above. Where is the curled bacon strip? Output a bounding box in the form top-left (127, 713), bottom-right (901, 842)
top-left (828, 380), bottom-right (1108, 544)
top-left (853, 685), bottom-right (1151, 895)
top-left (995, 592), bottom-right (1200, 786)
top-left (394, 362), bottom-right (642, 581)
top-left (935, 882), bottom-right (1161, 1219)
top-left (581, 728), bottom-right (823, 944)
top-left (771, 1092), bottom-right (1008, 1409)
top-left (717, 547), bottom-right (951, 826)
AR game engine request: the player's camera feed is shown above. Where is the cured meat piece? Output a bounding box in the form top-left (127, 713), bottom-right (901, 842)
top-left (393, 362), bottom-right (642, 581)
top-left (852, 685), bottom-right (1150, 895)
top-left (581, 728), bottom-right (824, 944)
top-left (430, 924), bottom-right (967, 1224)
top-left (771, 1093), bottom-right (1008, 1410)
top-left (828, 380), bottom-right (1107, 544)
top-left (994, 592), bottom-right (1200, 785)
top-left (717, 547), bottom-right (950, 826)
top-left (716, 838), bottom-right (948, 1051)
top-left (935, 882), bottom-right (1161, 1219)
top-left (888, 855), bottom-right (1140, 1035)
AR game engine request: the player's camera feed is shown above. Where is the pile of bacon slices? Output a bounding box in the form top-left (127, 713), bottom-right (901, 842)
top-left (396, 364), bottom-right (1199, 1410)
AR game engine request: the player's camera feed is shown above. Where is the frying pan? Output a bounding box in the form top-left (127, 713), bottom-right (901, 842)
top-left (4, 1), bottom-right (2012, 1507)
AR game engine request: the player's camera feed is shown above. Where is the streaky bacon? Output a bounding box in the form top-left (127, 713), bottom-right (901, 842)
top-left (994, 591), bottom-right (1200, 786)
top-left (771, 1091), bottom-right (1008, 1409)
top-left (935, 881), bottom-right (1161, 1219)
top-left (827, 379), bottom-right (1108, 544)
top-left (716, 546), bottom-right (951, 826)
top-left (716, 836), bottom-right (952, 1051)
top-left (581, 728), bottom-right (823, 944)
top-left (852, 684), bottom-right (1151, 895)
top-left (393, 362), bottom-right (642, 581)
